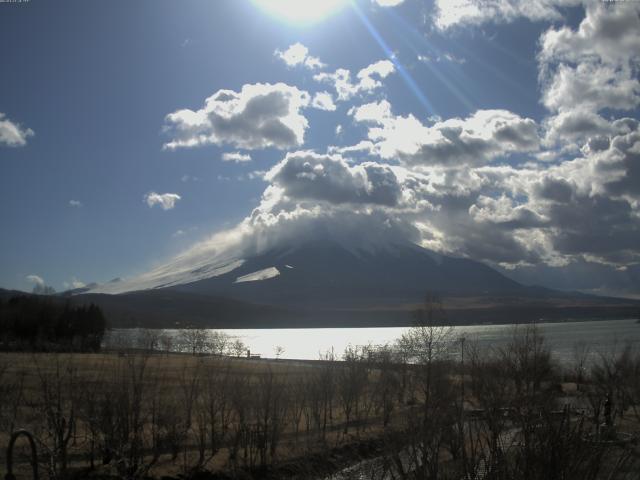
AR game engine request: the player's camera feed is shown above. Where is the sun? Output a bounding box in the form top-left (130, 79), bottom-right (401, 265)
top-left (252, 0), bottom-right (349, 24)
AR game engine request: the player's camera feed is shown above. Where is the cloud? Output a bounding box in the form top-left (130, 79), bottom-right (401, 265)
top-left (69, 200), bottom-right (83, 208)
top-left (266, 151), bottom-right (403, 206)
top-left (0, 113), bottom-right (34, 147)
top-left (372, 0), bottom-right (405, 6)
top-left (541, 62), bottom-right (640, 114)
top-left (351, 101), bottom-right (540, 166)
top-left (460, 122), bottom-right (640, 267)
top-left (90, 4), bottom-right (640, 296)
top-left (538, 3), bottom-right (640, 68)
top-left (26, 274), bottom-right (56, 295)
top-left (181, 174), bottom-right (200, 183)
top-left (538, 4), bottom-right (640, 120)
top-left (314, 60), bottom-right (395, 101)
top-left (543, 109), bottom-right (613, 147)
top-left (26, 274), bottom-right (44, 287)
top-left (311, 92), bottom-right (337, 111)
top-left (163, 83), bottom-right (311, 150)
top-left (222, 151), bottom-right (252, 163)
top-left (538, 4), bottom-right (640, 150)
top-left (91, 122), bottom-right (640, 293)
top-left (144, 192), bottom-right (181, 210)
top-left (417, 53), bottom-right (466, 64)
top-left (63, 278), bottom-right (86, 290)
top-left (328, 140), bottom-right (377, 155)
top-left (433, 0), bottom-right (582, 30)
top-left (469, 194), bottom-right (545, 227)
top-left (274, 43), bottom-right (325, 69)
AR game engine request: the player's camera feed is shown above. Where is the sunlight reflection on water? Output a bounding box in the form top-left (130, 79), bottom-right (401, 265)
top-left (106, 319), bottom-right (639, 363)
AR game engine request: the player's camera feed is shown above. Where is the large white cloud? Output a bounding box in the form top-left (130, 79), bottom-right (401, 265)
top-left (0, 113), bottom-right (34, 147)
top-left (266, 151), bottom-right (403, 206)
top-left (538, 3), bottom-right (640, 68)
top-left (351, 101), bottom-right (540, 166)
top-left (542, 63), bottom-right (640, 114)
top-left (542, 108), bottom-right (613, 147)
top-left (163, 83), bottom-right (311, 150)
top-left (539, 4), bottom-right (640, 147)
top-left (433, 0), bottom-right (582, 30)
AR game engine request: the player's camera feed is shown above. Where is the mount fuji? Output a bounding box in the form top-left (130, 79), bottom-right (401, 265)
top-left (74, 236), bottom-right (640, 328)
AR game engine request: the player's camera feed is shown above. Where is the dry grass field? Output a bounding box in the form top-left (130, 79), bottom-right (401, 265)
top-left (0, 351), bottom-right (398, 479)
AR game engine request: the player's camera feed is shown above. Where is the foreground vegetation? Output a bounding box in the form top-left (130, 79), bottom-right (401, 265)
top-left (1, 303), bottom-right (639, 479)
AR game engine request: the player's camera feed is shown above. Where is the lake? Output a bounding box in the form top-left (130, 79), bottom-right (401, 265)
top-left (106, 318), bottom-right (640, 363)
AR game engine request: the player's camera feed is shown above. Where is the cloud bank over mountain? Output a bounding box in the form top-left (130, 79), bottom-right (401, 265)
top-left (89, 2), bottom-right (640, 297)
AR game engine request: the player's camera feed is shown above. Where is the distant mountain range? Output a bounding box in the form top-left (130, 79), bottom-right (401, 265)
top-left (4, 240), bottom-right (639, 328)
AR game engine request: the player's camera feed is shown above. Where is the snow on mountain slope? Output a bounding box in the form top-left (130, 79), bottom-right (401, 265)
top-left (84, 218), bottom-right (421, 296)
top-left (84, 223), bottom-right (256, 294)
top-left (88, 257), bottom-right (244, 294)
top-left (235, 267), bottom-right (280, 283)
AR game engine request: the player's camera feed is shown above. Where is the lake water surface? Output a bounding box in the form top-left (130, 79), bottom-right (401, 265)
top-left (107, 318), bottom-right (640, 363)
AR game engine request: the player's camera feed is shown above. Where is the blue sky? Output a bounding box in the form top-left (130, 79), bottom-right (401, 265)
top-left (1, 0), bottom-right (639, 297)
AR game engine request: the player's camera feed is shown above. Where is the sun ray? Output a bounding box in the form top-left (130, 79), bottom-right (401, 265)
top-left (351, 3), bottom-right (438, 118)
top-left (384, 9), bottom-right (477, 113)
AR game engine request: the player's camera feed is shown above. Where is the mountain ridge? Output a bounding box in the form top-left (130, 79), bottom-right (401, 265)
top-left (58, 239), bottom-right (640, 327)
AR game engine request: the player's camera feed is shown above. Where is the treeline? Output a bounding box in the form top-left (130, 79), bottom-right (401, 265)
top-left (0, 295), bottom-right (107, 351)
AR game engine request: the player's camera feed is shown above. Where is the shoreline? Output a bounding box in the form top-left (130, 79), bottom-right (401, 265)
top-left (108, 316), bottom-right (639, 331)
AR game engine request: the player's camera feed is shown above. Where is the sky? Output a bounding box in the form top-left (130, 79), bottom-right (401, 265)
top-left (1, 0), bottom-right (639, 297)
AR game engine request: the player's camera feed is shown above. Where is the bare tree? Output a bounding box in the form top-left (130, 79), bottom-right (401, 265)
top-left (397, 292), bottom-right (454, 416)
top-left (228, 338), bottom-right (247, 357)
top-left (274, 345), bottom-right (285, 360)
top-left (571, 340), bottom-right (591, 384)
top-left (372, 345), bottom-right (399, 428)
top-left (206, 331), bottom-right (229, 356)
top-left (158, 330), bottom-right (175, 354)
top-left (0, 359), bottom-right (25, 438)
top-left (180, 329), bottom-right (209, 355)
top-left (31, 355), bottom-right (80, 478)
top-left (338, 345), bottom-right (370, 436)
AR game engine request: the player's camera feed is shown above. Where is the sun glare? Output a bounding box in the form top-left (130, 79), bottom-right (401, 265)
top-left (252, 0), bottom-right (349, 24)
